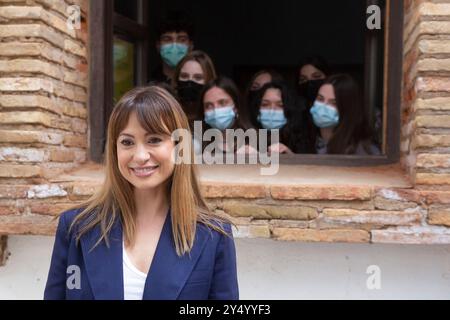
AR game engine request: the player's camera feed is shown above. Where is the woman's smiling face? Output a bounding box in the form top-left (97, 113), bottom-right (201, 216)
top-left (117, 112), bottom-right (175, 191)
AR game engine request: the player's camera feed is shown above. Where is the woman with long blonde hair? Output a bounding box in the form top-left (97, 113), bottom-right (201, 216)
top-left (44, 86), bottom-right (238, 300)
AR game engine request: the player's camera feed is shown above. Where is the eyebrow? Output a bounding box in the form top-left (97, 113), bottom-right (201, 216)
top-left (262, 99), bottom-right (281, 103)
top-left (118, 132), bottom-right (156, 138)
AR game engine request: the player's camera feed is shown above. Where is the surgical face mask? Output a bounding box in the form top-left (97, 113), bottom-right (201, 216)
top-left (204, 106), bottom-right (236, 130)
top-left (160, 43), bottom-right (189, 68)
top-left (177, 80), bottom-right (204, 103)
top-left (310, 101), bottom-right (340, 128)
top-left (298, 79), bottom-right (325, 103)
top-left (257, 109), bottom-right (287, 130)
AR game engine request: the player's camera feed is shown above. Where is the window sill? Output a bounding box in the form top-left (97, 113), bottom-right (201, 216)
top-left (52, 162), bottom-right (412, 195)
top-left (198, 163), bottom-right (412, 198)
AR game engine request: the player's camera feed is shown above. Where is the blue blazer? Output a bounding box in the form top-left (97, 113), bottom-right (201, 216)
top-left (44, 208), bottom-right (239, 300)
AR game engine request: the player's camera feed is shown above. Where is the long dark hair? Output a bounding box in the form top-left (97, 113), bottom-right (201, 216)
top-left (297, 56), bottom-right (331, 146)
top-left (249, 81), bottom-right (313, 153)
top-left (245, 69), bottom-right (284, 123)
top-left (245, 69), bottom-right (284, 93)
top-left (198, 76), bottom-right (251, 130)
top-left (297, 55), bottom-right (331, 84)
top-left (324, 74), bottom-right (376, 154)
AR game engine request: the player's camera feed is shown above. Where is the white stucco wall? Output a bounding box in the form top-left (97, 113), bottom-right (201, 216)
top-left (0, 236), bottom-right (449, 299)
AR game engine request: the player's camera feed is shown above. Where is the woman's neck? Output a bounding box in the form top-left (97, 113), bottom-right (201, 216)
top-left (133, 184), bottom-right (169, 224)
top-left (320, 127), bottom-right (335, 143)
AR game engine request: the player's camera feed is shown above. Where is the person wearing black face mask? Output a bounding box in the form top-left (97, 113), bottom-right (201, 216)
top-left (297, 55), bottom-right (331, 107)
top-left (177, 79), bottom-right (204, 103)
top-left (297, 79), bottom-right (325, 103)
top-left (172, 51), bottom-right (217, 128)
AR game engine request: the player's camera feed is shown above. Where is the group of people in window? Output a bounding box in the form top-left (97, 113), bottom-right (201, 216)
top-left (148, 13), bottom-right (381, 156)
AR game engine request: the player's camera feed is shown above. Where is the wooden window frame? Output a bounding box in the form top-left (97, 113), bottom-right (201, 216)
top-left (89, 0), bottom-right (149, 162)
top-left (89, 0), bottom-right (403, 166)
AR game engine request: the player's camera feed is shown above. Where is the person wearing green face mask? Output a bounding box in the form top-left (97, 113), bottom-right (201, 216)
top-left (149, 11), bottom-right (194, 85)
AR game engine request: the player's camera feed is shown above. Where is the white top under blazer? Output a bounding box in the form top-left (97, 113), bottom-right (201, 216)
top-left (122, 243), bottom-right (147, 300)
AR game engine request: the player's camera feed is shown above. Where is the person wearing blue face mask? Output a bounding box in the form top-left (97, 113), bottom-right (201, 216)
top-left (309, 100), bottom-right (340, 129)
top-left (250, 81), bottom-right (313, 154)
top-left (311, 74), bottom-right (381, 155)
top-left (198, 77), bottom-right (253, 154)
top-left (245, 69), bottom-right (284, 126)
top-left (149, 11), bottom-right (194, 85)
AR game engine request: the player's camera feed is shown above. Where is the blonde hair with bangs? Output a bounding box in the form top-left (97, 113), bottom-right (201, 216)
top-left (68, 86), bottom-right (229, 256)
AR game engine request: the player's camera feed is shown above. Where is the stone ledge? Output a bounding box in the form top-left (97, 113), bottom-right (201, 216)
top-left (198, 163), bottom-right (412, 188)
top-left (47, 162), bottom-right (413, 197)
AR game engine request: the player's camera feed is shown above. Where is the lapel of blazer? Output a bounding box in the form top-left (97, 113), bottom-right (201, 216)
top-left (80, 217), bottom-right (124, 300)
top-left (142, 210), bottom-right (210, 300)
top-left (79, 209), bottom-right (210, 300)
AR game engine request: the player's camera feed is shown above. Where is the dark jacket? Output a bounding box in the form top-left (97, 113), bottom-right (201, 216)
top-left (44, 208), bottom-right (239, 300)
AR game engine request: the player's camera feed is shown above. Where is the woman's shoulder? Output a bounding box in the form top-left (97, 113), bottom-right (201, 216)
top-left (60, 207), bottom-right (86, 224)
top-left (197, 219), bottom-right (234, 240)
top-left (58, 206), bottom-right (95, 234)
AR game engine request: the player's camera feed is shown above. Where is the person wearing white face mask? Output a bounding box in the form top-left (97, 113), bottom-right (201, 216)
top-left (310, 74), bottom-right (381, 155)
top-left (149, 11), bottom-right (195, 85)
top-left (250, 81), bottom-right (314, 154)
top-left (197, 77), bottom-right (253, 154)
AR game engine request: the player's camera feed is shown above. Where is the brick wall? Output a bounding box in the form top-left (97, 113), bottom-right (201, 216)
top-left (203, 180), bottom-right (450, 244)
top-left (403, 0), bottom-right (450, 187)
top-left (0, 0), bottom-right (88, 232)
top-left (0, 0), bottom-right (450, 245)
top-left (401, 0), bottom-right (450, 234)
